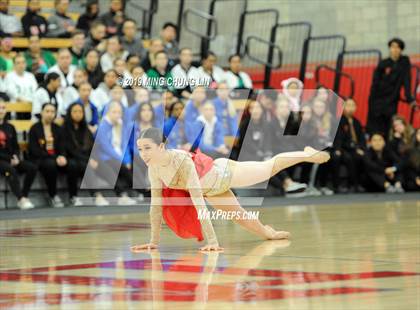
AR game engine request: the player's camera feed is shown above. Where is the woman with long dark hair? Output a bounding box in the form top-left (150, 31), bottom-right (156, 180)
top-left (61, 103), bottom-right (108, 206)
top-left (28, 103), bottom-right (67, 207)
top-left (131, 102), bottom-right (155, 198)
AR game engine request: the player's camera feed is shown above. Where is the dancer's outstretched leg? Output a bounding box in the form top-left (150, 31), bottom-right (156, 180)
top-left (228, 146), bottom-right (330, 188)
top-left (205, 190), bottom-right (290, 240)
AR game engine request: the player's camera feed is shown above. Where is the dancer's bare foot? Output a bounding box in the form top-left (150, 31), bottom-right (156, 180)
top-left (304, 146), bottom-right (330, 164)
top-left (265, 225), bottom-right (291, 240)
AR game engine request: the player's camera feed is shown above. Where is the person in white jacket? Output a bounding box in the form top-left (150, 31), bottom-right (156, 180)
top-left (90, 69), bottom-right (127, 113)
top-left (62, 68), bottom-right (88, 109)
top-left (4, 54), bottom-right (38, 102)
top-left (197, 51), bottom-right (226, 88)
top-left (47, 48), bottom-right (77, 89)
top-left (171, 47), bottom-right (202, 99)
top-left (32, 72), bottom-right (65, 121)
top-left (224, 54), bottom-right (253, 90)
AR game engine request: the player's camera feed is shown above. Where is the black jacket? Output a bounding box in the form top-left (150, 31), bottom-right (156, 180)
top-left (86, 65), bottom-right (104, 89)
top-left (76, 13), bottom-right (98, 34)
top-left (21, 11), bottom-right (48, 37)
top-left (0, 121), bottom-right (20, 162)
top-left (333, 116), bottom-right (366, 151)
top-left (369, 56), bottom-right (414, 115)
top-left (363, 146), bottom-right (401, 174)
top-left (61, 124), bottom-right (94, 162)
top-left (270, 114), bottom-right (299, 153)
top-left (232, 117), bottom-right (273, 161)
top-left (28, 122), bottom-right (64, 160)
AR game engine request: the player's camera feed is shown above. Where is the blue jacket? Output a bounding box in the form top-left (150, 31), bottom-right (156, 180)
top-left (94, 118), bottom-right (133, 165)
top-left (101, 101), bottom-right (130, 122)
top-left (74, 98), bottom-right (99, 127)
top-left (187, 117), bottom-right (225, 153)
top-left (213, 97), bottom-right (238, 136)
top-left (184, 100), bottom-right (202, 146)
top-left (163, 117), bottom-right (187, 149)
top-left (153, 103), bottom-right (166, 130)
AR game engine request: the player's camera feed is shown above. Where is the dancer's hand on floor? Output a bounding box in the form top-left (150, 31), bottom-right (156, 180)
top-left (130, 243), bottom-right (158, 252)
top-left (304, 146), bottom-right (330, 164)
top-left (199, 244), bottom-right (224, 252)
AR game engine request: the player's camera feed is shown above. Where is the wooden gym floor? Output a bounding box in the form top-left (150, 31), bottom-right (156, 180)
top-left (0, 193), bottom-right (419, 309)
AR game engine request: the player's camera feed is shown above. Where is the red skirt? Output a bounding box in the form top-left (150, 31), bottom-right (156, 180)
top-left (161, 149), bottom-right (214, 242)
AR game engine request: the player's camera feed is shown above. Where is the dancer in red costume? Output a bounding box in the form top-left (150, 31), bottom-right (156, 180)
top-left (131, 128), bottom-right (330, 252)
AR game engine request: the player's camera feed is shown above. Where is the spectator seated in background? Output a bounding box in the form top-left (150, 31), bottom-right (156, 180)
top-left (47, 0), bottom-right (76, 38)
top-left (5, 54), bottom-right (38, 103)
top-left (160, 22), bottom-right (179, 68)
top-left (90, 69), bottom-right (119, 113)
top-left (32, 72), bottom-right (65, 120)
top-left (0, 0), bottom-right (22, 36)
top-left (100, 36), bottom-right (129, 72)
top-left (362, 132), bottom-right (404, 193)
top-left (93, 101), bottom-right (137, 206)
top-left (225, 54), bottom-right (253, 90)
top-left (191, 101), bottom-right (229, 159)
top-left (153, 90), bottom-right (176, 130)
top-left (164, 100), bottom-right (190, 151)
top-left (0, 101), bottom-right (37, 210)
top-left (281, 77), bottom-right (303, 112)
top-left (120, 19), bottom-right (146, 59)
top-left (213, 82), bottom-right (239, 136)
top-left (113, 58), bottom-right (131, 87)
top-left (47, 48), bottom-right (77, 89)
top-left (84, 20), bottom-right (107, 52)
top-left (99, 0), bottom-right (125, 37)
top-left (140, 38), bottom-right (164, 72)
top-left (100, 84), bottom-right (128, 116)
top-left (76, 0), bottom-right (99, 34)
top-left (313, 86), bottom-right (335, 114)
top-left (126, 87), bottom-right (150, 121)
top-left (388, 115), bottom-right (414, 162)
top-left (145, 51), bottom-right (175, 93)
top-left (24, 35), bottom-right (56, 82)
top-left (83, 49), bottom-right (103, 89)
top-left (0, 37), bottom-right (16, 73)
top-left (73, 81), bottom-right (98, 134)
top-left (231, 100), bottom-right (272, 162)
top-left (62, 68), bottom-right (88, 108)
top-left (126, 54), bottom-right (141, 74)
top-left (311, 98), bottom-right (335, 195)
top-left (198, 51), bottom-right (226, 89)
top-left (21, 0), bottom-right (48, 37)
top-left (130, 101), bottom-right (155, 199)
top-left (28, 102), bottom-right (67, 208)
top-left (257, 88), bottom-right (278, 122)
top-left (171, 47), bottom-right (201, 99)
top-left (270, 97), bottom-right (307, 195)
top-left (333, 98), bottom-right (366, 193)
top-left (70, 31), bottom-right (86, 67)
top-left (184, 85), bottom-right (207, 143)
top-left (61, 102), bottom-right (108, 206)
top-left (400, 128), bottom-right (419, 192)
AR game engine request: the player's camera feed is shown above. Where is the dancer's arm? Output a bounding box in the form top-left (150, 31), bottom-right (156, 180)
top-left (181, 157), bottom-right (221, 250)
top-left (149, 167), bottom-right (163, 245)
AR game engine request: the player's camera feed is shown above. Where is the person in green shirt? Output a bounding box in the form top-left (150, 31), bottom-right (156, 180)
top-left (145, 50), bottom-right (175, 92)
top-left (24, 35), bottom-right (56, 81)
top-left (0, 37), bottom-right (15, 72)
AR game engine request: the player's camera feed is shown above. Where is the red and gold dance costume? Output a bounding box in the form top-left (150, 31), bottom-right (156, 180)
top-left (148, 149), bottom-right (232, 245)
